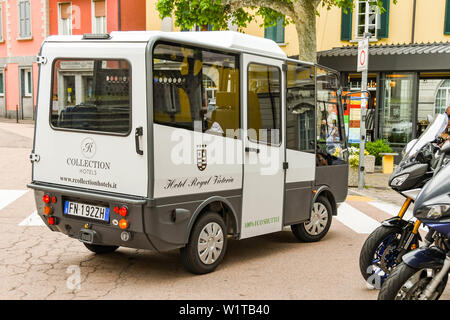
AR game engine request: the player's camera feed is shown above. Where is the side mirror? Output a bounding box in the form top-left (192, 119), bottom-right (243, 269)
top-left (442, 140), bottom-right (450, 155)
top-left (427, 114), bottom-right (434, 124)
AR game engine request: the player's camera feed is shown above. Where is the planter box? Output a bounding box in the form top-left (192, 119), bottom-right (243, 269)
top-left (364, 155), bottom-right (376, 173)
top-left (348, 166), bottom-right (359, 187)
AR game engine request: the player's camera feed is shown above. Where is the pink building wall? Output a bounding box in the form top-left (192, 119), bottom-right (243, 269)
top-left (1, 0), bottom-right (47, 118)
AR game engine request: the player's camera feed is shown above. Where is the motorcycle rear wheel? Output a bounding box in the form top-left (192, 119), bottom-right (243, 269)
top-left (378, 262), bottom-right (448, 300)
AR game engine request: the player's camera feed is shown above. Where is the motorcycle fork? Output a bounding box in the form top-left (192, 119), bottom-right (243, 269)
top-left (397, 198), bottom-right (412, 219)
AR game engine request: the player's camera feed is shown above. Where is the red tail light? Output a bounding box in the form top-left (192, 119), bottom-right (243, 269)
top-left (119, 206), bottom-right (128, 217)
top-left (48, 217), bottom-right (56, 225)
top-left (113, 206), bottom-right (120, 214)
top-left (51, 196), bottom-right (57, 204)
top-left (43, 194), bottom-right (50, 204)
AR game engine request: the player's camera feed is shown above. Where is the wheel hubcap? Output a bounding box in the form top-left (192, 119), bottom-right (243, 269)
top-left (304, 203), bottom-right (328, 236)
top-left (197, 222), bottom-right (224, 265)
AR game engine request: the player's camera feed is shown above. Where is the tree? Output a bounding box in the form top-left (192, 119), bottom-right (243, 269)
top-left (156, 0), bottom-right (392, 62)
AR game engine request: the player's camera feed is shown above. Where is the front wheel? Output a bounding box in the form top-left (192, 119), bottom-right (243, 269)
top-left (291, 196), bottom-right (332, 242)
top-left (359, 225), bottom-right (404, 286)
top-left (378, 262), bottom-right (448, 300)
top-left (180, 212), bottom-right (228, 275)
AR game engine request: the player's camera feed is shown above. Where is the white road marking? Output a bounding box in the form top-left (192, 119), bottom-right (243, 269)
top-left (336, 202), bottom-right (381, 234)
top-left (19, 210), bottom-right (45, 226)
top-left (368, 201), bottom-right (428, 232)
top-left (0, 190), bottom-right (28, 211)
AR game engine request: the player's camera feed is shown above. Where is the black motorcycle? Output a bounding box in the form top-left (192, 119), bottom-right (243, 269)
top-left (359, 114), bottom-right (449, 288)
top-left (378, 143), bottom-right (450, 300)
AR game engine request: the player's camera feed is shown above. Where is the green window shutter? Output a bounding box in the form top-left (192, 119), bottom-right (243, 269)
top-left (264, 18), bottom-right (284, 43)
top-left (445, 0), bottom-right (450, 35)
top-left (377, 0), bottom-right (390, 39)
top-left (341, 8), bottom-right (352, 41)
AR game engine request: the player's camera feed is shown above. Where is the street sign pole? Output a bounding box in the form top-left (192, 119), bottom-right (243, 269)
top-left (357, 34), bottom-right (370, 190)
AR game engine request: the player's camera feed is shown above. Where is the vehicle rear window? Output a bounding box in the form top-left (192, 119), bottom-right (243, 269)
top-left (50, 59), bottom-right (131, 134)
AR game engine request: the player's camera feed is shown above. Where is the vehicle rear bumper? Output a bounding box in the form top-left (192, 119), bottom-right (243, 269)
top-left (29, 183), bottom-right (158, 251)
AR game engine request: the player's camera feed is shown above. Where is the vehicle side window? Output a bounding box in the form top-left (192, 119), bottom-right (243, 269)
top-left (286, 63), bottom-right (315, 153)
top-left (247, 63), bottom-right (281, 145)
top-left (316, 67), bottom-right (346, 166)
top-left (152, 43), bottom-right (240, 138)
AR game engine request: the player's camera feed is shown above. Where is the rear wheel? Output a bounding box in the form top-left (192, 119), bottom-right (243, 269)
top-left (378, 262), bottom-right (448, 300)
top-left (180, 212), bottom-right (228, 274)
top-left (291, 196), bottom-right (332, 242)
top-left (83, 243), bottom-right (119, 254)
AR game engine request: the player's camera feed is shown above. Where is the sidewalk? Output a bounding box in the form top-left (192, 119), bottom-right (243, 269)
top-left (349, 168), bottom-right (407, 207)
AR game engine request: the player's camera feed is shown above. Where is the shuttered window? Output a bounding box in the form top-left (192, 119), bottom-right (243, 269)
top-left (341, 8), bottom-right (352, 41)
top-left (18, 0), bottom-right (31, 38)
top-left (445, 0), bottom-right (450, 35)
top-left (92, 0), bottom-right (107, 33)
top-left (377, 0), bottom-right (390, 39)
top-left (264, 18), bottom-right (285, 44)
top-left (0, 5), bottom-right (3, 42)
top-left (59, 3), bottom-right (72, 35)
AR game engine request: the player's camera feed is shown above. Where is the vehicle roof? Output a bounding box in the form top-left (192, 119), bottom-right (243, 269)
top-left (45, 31), bottom-right (289, 60)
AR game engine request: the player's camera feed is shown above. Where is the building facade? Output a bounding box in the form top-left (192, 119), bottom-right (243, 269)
top-left (0, 0), bottom-right (146, 120)
top-left (316, 0), bottom-right (450, 154)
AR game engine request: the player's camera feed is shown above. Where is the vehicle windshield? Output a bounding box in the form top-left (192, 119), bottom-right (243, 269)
top-left (403, 113), bottom-right (447, 160)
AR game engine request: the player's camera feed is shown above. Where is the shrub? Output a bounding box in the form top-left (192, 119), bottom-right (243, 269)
top-left (348, 140), bottom-right (392, 165)
top-left (366, 140), bottom-right (393, 165)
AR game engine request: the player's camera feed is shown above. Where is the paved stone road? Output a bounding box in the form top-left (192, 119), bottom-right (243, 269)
top-left (0, 122), bottom-right (448, 300)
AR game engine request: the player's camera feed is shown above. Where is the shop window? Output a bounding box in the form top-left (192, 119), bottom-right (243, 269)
top-left (264, 18), bottom-right (285, 44)
top-left (92, 0), bottom-right (106, 34)
top-left (316, 67), bottom-right (345, 166)
top-left (355, 0), bottom-right (377, 38)
top-left (247, 64), bottom-right (281, 145)
top-left (152, 43), bottom-right (240, 138)
top-left (18, 0), bottom-right (31, 39)
top-left (378, 73), bottom-right (415, 146)
top-left (286, 63), bottom-right (315, 153)
top-left (58, 3), bottom-right (72, 35)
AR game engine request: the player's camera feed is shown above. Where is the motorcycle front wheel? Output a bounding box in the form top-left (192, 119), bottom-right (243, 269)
top-left (359, 225), bottom-right (406, 287)
top-left (378, 262), bottom-right (448, 300)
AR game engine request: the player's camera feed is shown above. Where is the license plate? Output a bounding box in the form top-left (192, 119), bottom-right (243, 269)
top-left (64, 201), bottom-right (110, 222)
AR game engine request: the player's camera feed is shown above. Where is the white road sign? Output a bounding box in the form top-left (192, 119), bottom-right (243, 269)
top-left (357, 38), bottom-right (369, 72)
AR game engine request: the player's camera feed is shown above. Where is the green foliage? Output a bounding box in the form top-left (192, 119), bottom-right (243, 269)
top-left (155, 0), bottom-right (394, 32)
top-left (352, 139), bottom-right (393, 165)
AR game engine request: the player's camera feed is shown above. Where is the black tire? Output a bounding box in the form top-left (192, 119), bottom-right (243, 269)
top-left (180, 212), bottom-right (228, 275)
top-left (359, 225), bottom-right (403, 284)
top-left (291, 196), bottom-right (332, 242)
top-left (378, 262), bottom-right (448, 300)
top-left (83, 243), bottom-right (119, 254)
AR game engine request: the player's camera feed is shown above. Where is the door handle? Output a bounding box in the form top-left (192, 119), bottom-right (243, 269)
top-left (135, 127), bottom-right (144, 155)
top-left (245, 147), bottom-right (260, 154)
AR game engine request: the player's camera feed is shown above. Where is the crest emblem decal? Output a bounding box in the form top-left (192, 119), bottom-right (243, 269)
top-left (196, 144), bottom-right (207, 171)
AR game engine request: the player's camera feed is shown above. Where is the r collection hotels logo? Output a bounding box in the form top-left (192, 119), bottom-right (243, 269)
top-left (81, 137), bottom-right (96, 159)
